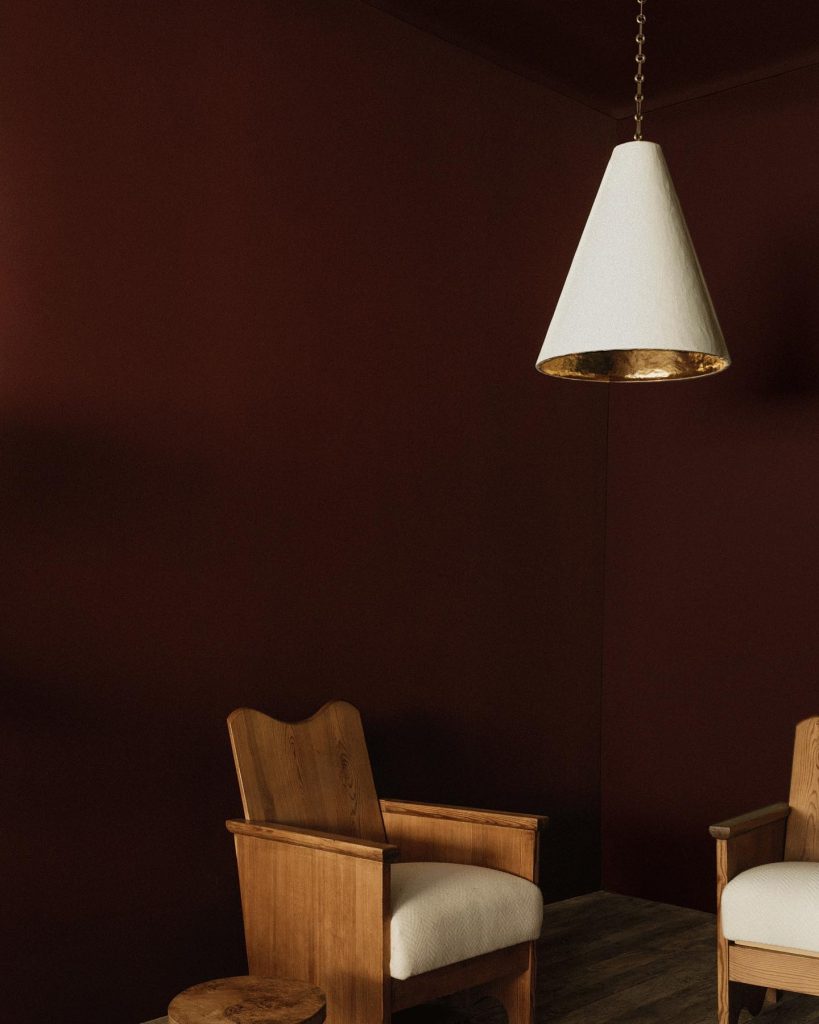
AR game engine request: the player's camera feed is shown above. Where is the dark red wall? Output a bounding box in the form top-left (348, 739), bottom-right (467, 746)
top-left (0, 3), bottom-right (611, 1021)
top-left (602, 65), bottom-right (819, 911)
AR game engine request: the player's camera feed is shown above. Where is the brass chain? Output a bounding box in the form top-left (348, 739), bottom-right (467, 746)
top-left (633, 0), bottom-right (647, 140)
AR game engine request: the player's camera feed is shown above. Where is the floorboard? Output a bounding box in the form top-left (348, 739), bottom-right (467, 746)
top-left (144, 891), bottom-right (819, 1023)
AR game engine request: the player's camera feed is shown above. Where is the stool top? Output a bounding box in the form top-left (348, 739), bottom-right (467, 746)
top-left (168, 975), bottom-right (326, 1024)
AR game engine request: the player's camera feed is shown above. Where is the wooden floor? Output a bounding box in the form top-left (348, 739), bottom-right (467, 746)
top-left (146, 892), bottom-right (819, 1024)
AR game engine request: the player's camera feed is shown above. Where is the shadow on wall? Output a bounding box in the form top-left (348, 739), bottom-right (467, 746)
top-left (0, 419), bottom-right (256, 1022)
top-left (367, 709), bottom-right (464, 805)
top-left (1, 664), bottom-right (247, 1024)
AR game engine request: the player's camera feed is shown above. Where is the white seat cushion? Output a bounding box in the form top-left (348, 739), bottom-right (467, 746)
top-left (722, 861), bottom-right (819, 952)
top-left (389, 861), bottom-right (543, 981)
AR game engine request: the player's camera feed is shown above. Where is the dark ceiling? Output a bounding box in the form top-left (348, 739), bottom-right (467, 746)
top-left (364, 0), bottom-right (819, 117)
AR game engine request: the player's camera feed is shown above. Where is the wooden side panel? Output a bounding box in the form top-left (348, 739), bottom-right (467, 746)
top-left (735, 941), bottom-right (819, 959)
top-left (382, 809), bottom-right (539, 882)
top-left (709, 803), bottom-right (789, 839)
top-left (228, 701), bottom-right (386, 841)
top-left (392, 944), bottom-right (530, 1013)
top-left (721, 821), bottom-right (787, 883)
top-left (234, 834), bottom-right (390, 1024)
top-left (785, 716), bottom-right (819, 861)
top-left (730, 945), bottom-right (819, 997)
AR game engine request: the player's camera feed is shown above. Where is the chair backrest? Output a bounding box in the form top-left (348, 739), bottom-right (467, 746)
top-left (227, 700), bottom-right (386, 842)
top-left (785, 716), bottom-right (819, 861)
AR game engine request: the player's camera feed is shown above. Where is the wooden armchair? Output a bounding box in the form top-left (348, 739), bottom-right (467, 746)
top-left (710, 716), bottom-right (819, 1024)
top-left (226, 701), bottom-right (547, 1024)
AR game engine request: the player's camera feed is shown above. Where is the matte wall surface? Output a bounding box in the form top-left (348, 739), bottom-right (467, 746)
top-left (602, 65), bottom-right (819, 911)
top-left (0, 3), bottom-right (611, 1021)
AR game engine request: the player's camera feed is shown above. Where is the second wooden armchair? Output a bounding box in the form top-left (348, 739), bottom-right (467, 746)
top-left (710, 716), bottom-right (819, 1024)
top-left (226, 700), bottom-right (547, 1024)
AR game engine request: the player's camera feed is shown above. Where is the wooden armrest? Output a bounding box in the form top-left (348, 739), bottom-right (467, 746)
top-left (709, 803), bottom-right (790, 840)
top-left (226, 818), bottom-right (400, 862)
top-left (380, 799), bottom-right (548, 832)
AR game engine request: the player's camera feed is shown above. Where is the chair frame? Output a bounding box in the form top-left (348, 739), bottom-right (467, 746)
top-left (226, 702), bottom-right (548, 1024)
top-left (710, 717), bottom-right (819, 1024)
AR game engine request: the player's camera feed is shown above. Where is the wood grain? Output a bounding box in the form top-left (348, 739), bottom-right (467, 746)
top-left (228, 701), bottom-right (386, 841)
top-left (392, 945), bottom-right (530, 1012)
top-left (735, 941), bottom-right (819, 960)
top-left (709, 803), bottom-right (790, 839)
top-left (715, 820), bottom-right (788, 885)
top-left (785, 717), bottom-right (819, 861)
top-left (484, 941), bottom-right (536, 1024)
top-left (381, 799), bottom-right (548, 832)
top-left (233, 833), bottom-right (391, 1024)
top-left (382, 806), bottom-right (541, 882)
top-left (168, 976), bottom-right (326, 1024)
top-left (730, 944), bottom-right (819, 996)
top-left (716, 839), bottom-right (731, 1024)
top-left (226, 818), bottom-right (399, 862)
top-left (534, 891), bottom-right (719, 1024)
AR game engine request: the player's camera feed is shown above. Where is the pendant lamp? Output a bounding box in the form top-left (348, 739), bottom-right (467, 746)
top-left (536, 0), bottom-right (730, 381)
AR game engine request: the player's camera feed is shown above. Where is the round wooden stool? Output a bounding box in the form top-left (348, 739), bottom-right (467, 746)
top-left (168, 975), bottom-right (326, 1024)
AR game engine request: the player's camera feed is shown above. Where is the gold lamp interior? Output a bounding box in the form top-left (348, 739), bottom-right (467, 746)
top-left (536, 349), bottom-right (730, 382)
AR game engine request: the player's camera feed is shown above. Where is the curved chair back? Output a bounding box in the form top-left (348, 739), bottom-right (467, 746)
top-left (227, 700), bottom-right (386, 841)
top-left (785, 716), bottom-right (819, 861)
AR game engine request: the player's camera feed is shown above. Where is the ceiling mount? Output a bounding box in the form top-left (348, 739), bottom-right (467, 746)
top-left (365, 0), bottom-right (819, 118)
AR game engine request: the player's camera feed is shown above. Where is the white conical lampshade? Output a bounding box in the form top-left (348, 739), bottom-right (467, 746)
top-left (536, 141), bottom-right (730, 381)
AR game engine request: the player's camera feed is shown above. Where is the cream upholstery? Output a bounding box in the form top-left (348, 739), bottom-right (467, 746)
top-left (721, 861), bottom-right (819, 952)
top-left (389, 862), bottom-right (543, 981)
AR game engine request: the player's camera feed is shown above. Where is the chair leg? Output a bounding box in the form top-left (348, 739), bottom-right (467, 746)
top-left (762, 988), bottom-right (781, 1012)
top-left (718, 931), bottom-right (730, 1024)
top-left (718, 939), bottom-right (765, 1024)
top-left (485, 943), bottom-right (535, 1024)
